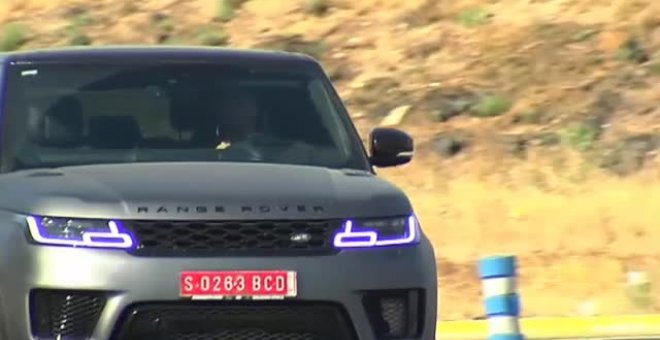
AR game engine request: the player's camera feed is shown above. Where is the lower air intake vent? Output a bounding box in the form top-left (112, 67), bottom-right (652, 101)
top-left (362, 289), bottom-right (424, 339)
top-left (30, 289), bottom-right (106, 339)
top-left (112, 301), bottom-right (357, 340)
top-left (159, 330), bottom-right (316, 340)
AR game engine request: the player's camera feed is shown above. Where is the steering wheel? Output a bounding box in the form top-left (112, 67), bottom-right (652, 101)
top-left (217, 133), bottom-right (294, 162)
top-left (217, 134), bottom-right (266, 162)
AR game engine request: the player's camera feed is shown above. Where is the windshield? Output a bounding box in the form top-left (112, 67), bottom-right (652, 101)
top-left (0, 62), bottom-right (370, 172)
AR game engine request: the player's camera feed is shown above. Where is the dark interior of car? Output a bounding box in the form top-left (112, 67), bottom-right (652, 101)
top-left (26, 66), bottom-right (336, 151)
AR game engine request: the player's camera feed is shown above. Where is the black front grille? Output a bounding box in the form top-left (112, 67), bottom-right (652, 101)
top-left (30, 289), bottom-right (106, 339)
top-left (125, 220), bottom-right (342, 256)
top-left (111, 301), bottom-right (357, 340)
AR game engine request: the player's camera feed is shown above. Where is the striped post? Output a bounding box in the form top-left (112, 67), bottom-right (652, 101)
top-left (478, 255), bottom-right (525, 340)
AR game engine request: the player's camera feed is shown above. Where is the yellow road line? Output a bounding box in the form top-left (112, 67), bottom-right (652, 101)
top-left (437, 315), bottom-right (660, 339)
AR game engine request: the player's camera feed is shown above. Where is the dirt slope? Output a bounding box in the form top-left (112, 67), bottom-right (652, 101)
top-left (3, 0), bottom-right (660, 320)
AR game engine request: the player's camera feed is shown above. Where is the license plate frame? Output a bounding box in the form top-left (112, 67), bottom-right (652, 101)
top-left (179, 270), bottom-right (298, 300)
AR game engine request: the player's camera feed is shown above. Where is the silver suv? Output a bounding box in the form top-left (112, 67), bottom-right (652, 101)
top-left (0, 46), bottom-right (438, 340)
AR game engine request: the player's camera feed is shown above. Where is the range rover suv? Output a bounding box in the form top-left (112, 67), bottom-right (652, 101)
top-left (0, 46), bottom-right (438, 340)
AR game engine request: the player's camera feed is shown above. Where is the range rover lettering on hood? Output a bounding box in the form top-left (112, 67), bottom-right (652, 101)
top-left (136, 205), bottom-right (326, 214)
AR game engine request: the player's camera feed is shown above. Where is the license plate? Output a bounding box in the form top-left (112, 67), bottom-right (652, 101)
top-left (179, 270), bottom-right (297, 300)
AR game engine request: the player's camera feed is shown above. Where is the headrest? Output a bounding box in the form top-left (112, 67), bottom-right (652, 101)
top-left (87, 115), bottom-right (141, 149)
top-left (29, 96), bottom-right (84, 148)
top-left (216, 88), bottom-right (260, 122)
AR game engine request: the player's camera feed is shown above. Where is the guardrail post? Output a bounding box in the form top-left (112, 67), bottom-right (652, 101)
top-left (478, 255), bottom-right (525, 340)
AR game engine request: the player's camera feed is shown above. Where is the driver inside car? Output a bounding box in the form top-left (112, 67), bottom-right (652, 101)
top-left (213, 88), bottom-right (261, 150)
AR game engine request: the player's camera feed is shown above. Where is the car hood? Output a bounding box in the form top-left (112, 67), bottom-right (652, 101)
top-left (0, 162), bottom-right (412, 220)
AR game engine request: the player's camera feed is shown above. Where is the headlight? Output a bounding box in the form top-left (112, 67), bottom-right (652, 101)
top-left (333, 215), bottom-right (420, 249)
top-left (26, 216), bottom-right (135, 249)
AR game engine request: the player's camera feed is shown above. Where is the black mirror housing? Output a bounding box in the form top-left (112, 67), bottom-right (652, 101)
top-left (369, 127), bottom-right (414, 168)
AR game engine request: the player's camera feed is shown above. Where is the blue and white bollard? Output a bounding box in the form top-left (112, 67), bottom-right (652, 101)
top-left (478, 255), bottom-right (525, 340)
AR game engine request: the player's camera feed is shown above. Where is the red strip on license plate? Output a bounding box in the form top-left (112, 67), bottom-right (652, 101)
top-left (180, 271), bottom-right (297, 300)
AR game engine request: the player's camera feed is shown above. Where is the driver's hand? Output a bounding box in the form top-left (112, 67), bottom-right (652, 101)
top-left (216, 141), bottom-right (231, 150)
top-left (216, 139), bottom-right (263, 162)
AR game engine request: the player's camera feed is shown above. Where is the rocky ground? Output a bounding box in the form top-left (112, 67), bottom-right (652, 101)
top-left (3, 0), bottom-right (660, 320)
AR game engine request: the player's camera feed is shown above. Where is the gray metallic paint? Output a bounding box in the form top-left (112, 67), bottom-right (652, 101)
top-left (0, 163), bottom-right (438, 340)
top-left (0, 46), bottom-right (438, 340)
top-left (0, 163), bottom-right (412, 220)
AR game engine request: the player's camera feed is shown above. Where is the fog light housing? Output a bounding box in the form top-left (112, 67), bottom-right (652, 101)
top-left (30, 289), bottom-right (107, 339)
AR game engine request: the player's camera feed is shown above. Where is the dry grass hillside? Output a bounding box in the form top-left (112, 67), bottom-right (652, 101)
top-left (3, 0), bottom-right (660, 320)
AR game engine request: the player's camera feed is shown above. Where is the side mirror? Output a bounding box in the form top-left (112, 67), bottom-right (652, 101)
top-left (369, 127), bottom-right (414, 168)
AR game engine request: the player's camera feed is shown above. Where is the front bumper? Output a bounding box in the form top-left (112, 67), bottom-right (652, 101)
top-left (0, 231), bottom-right (437, 340)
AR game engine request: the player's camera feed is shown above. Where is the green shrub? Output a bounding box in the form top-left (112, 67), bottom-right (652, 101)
top-left (470, 94), bottom-right (512, 117)
top-left (70, 13), bottom-right (93, 28)
top-left (458, 7), bottom-right (492, 28)
top-left (572, 28), bottom-right (599, 42)
top-left (304, 0), bottom-right (329, 16)
top-left (197, 28), bottom-right (229, 46)
top-left (648, 61), bottom-right (660, 75)
top-left (152, 14), bottom-right (175, 44)
top-left (560, 121), bottom-right (600, 151)
top-left (155, 16), bottom-right (175, 34)
top-left (0, 23), bottom-right (29, 51)
top-left (65, 11), bottom-right (93, 46)
top-left (515, 110), bottom-right (544, 124)
top-left (215, 0), bottom-right (248, 22)
top-left (617, 38), bottom-right (649, 64)
top-left (68, 34), bottom-right (92, 46)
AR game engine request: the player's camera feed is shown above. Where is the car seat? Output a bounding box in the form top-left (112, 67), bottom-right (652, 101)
top-left (87, 116), bottom-right (142, 149)
top-left (29, 96), bottom-right (84, 148)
